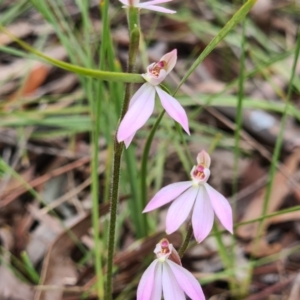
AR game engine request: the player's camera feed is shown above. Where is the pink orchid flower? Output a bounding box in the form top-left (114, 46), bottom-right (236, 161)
top-left (137, 238), bottom-right (205, 300)
top-left (143, 150), bottom-right (233, 243)
top-left (118, 0), bottom-right (176, 14)
top-left (117, 49), bottom-right (190, 148)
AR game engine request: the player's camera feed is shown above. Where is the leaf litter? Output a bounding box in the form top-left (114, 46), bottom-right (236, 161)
top-left (0, 0), bottom-right (300, 299)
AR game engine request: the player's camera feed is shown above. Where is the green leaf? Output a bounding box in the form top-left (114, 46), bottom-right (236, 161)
top-left (0, 25), bottom-right (144, 83)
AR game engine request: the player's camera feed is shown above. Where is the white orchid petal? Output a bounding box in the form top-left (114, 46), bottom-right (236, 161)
top-left (156, 87), bottom-right (190, 134)
top-left (128, 82), bottom-right (150, 108)
top-left (167, 260), bottom-right (205, 300)
top-left (136, 4), bottom-right (176, 13)
top-left (143, 181), bottom-right (192, 213)
top-left (192, 185), bottom-right (214, 243)
top-left (137, 260), bottom-right (158, 300)
top-left (163, 263), bottom-right (185, 300)
top-left (205, 183), bottom-right (233, 234)
top-left (166, 186), bottom-right (198, 234)
top-left (138, 0), bottom-right (172, 6)
top-left (117, 83), bottom-right (155, 143)
top-left (150, 263), bottom-right (163, 300)
top-left (118, 0), bottom-right (129, 5)
top-left (123, 133), bottom-right (136, 148)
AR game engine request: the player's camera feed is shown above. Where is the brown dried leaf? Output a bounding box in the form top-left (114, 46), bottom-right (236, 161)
top-left (0, 156), bottom-right (90, 208)
top-left (34, 199), bottom-right (121, 300)
top-left (288, 273), bottom-right (300, 300)
top-left (0, 166), bottom-right (34, 198)
top-left (237, 149), bottom-right (300, 240)
top-left (8, 64), bottom-right (50, 101)
top-left (0, 265), bottom-right (34, 300)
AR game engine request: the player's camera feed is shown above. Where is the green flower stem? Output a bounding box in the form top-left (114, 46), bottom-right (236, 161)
top-left (128, 6), bottom-right (140, 32)
top-left (178, 224), bottom-right (193, 258)
top-left (140, 111), bottom-right (165, 217)
top-left (105, 8), bottom-right (140, 299)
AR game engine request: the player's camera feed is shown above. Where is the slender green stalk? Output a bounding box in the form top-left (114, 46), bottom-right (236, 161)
top-left (102, 7), bottom-right (144, 238)
top-left (105, 8), bottom-right (140, 299)
top-left (91, 89), bottom-right (104, 297)
top-left (175, 122), bottom-right (194, 167)
top-left (235, 205), bottom-right (300, 228)
top-left (128, 6), bottom-right (140, 31)
top-left (125, 145), bottom-right (145, 238)
top-left (213, 223), bottom-right (231, 268)
top-left (105, 139), bottom-right (124, 299)
top-left (140, 111), bottom-right (165, 216)
top-left (178, 224), bottom-right (193, 258)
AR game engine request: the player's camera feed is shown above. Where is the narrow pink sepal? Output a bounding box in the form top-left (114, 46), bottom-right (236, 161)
top-left (138, 0), bottom-right (172, 5)
top-left (165, 186), bottom-right (198, 234)
top-left (151, 263), bottom-right (163, 299)
top-left (167, 260), bottom-right (206, 300)
top-left (137, 260), bottom-right (158, 300)
top-left (163, 263), bottom-right (185, 300)
top-left (119, 0), bottom-right (139, 6)
top-left (155, 87), bottom-right (190, 135)
top-left (205, 183), bottom-right (233, 234)
top-left (136, 4), bottom-right (176, 13)
top-left (123, 134), bottom-right (135, 148)
top-left (160, 49), bottom-right (177, 74)
top-left (192, 185), bottom-right (214, 243)
top-left (118, 0), bottom-right (129, 5)
top-left (143, 181), bottom-right (192, 213)
top-left (196, 150), bottom-right (211, 168)
top-left (117, 83), bottom-right (155, 143)
top-left (128, 82), bottom-right (149, 109)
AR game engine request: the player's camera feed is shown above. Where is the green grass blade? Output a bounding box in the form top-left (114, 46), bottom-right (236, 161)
top-left (257, 28), bottom-right (300, 244)
top-left (174, 0), bottom-right (257, 94)
top-left (0, 25), bottom-right (143, 83)
top-left (20, 251), bottom-right (40, 284)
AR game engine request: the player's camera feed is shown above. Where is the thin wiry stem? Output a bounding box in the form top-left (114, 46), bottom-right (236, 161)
top-left (178, 223), bottom-right (193, 258)
top-left (105, 8), bottom-right (140, 299)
